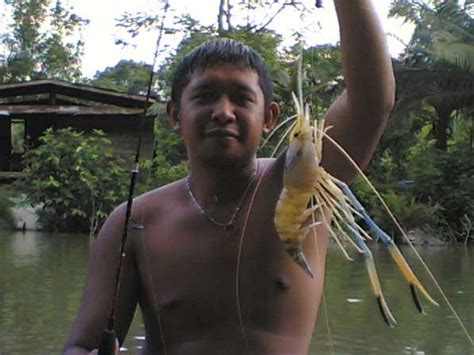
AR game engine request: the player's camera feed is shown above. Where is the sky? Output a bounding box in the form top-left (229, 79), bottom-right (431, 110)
top-left (1, 0), bottom-right (416, 79)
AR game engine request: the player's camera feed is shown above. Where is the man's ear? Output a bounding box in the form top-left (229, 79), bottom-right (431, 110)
top-left (263, 101), bottom-right (280, 134)
top-left (166, 101), bottom-right (180, 132)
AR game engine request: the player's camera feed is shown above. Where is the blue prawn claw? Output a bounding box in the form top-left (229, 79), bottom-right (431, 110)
top-left (335, 179), bottom-right (439, 311)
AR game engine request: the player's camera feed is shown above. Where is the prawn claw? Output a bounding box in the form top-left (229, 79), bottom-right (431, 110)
top-left (287, 245), bottom-right (314, 278)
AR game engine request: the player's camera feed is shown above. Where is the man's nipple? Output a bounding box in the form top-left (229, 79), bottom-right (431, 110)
top-left (275, 276), bottom-right (291, 291)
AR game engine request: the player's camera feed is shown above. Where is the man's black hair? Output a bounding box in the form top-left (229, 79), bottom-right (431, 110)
top-left (170, 38), bottom-right (273, 108)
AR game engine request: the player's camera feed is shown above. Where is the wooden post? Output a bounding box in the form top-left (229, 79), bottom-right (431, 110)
top-left (0, 116), bottom-right (12, 171)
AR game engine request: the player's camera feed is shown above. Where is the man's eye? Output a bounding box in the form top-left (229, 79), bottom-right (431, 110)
top-left (235, 94), bottom-right (253, 105)
top-left (194, 92), bottom-right (215, 103)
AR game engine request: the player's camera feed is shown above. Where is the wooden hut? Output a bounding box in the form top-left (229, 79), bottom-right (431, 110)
top-left (0, 79), bottom-right (157, 172)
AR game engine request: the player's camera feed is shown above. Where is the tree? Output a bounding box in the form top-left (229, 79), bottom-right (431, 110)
top-left (91, 59), bottom-right (155, 95)
top-left (359, 0), bottom-right (474, 238)
top-left (390, 0), bottom-right (474, 151)
top-left (0, 0), bottom-right (89, 82)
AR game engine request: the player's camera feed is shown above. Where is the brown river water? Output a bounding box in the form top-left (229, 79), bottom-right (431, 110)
top-left (0, 231), bottom-right (473, 354)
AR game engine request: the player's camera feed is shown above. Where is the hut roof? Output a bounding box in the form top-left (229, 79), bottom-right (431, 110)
top-left (0, 79), bottom-right (157, 116)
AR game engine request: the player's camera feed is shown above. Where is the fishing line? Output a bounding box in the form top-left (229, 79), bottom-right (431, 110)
top-left (310, 198), bottom-right (336, 355)
top-left (235, 162), bottom-right (271, 349)
top-left (139, 223), bottom-right (168, 355)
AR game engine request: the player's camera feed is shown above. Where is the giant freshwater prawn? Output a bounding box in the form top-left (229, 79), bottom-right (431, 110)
top-left (233, 52), bottom-right (474, 349)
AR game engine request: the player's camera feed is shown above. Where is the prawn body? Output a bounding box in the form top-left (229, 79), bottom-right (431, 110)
top-left (274, 94), bottom-right (323, 278)
top-left (273, 93), bottom-right (439, 327)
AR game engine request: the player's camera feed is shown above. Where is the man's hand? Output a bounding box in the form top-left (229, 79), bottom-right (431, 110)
top-left (89, 338), bottom-right (120, 355)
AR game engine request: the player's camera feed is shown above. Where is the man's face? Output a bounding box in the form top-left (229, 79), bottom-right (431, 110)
top-left (172, 63), bottom-right (276, 168)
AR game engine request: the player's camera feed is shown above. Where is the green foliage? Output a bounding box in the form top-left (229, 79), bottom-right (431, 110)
top-left (284, 44), bottom-right (343, 112)
top-left (16, 128), bottom-right (128, 234)
top-left (11, 121), bottom-right (25, 154)
top-left (0, 0), bottom-right (88, 82)
top-left (138, 156), bottom-right (188, 193)
top-left (0, 186), bottom-right (16, 229)
top-left (413, 142), bottom-right (474, 233)
top-left (157, 22), bottom-right (284, 101)
top-left (390, 0), bottom-right (474, 70)
top-left (366, 121), bottom-right (474, 240)
top-left (258, 44), bottom-right (343, 158)
top-left (91, 60), bottom-right (154, 95)
top-left (374, 191), bottom-right (442, 233)
top-left (136, 117), bottom-right (188, 193)
top-left (350, 174), bottom-right (443, 240)
top-left (390, 1), bottom-right (474, 152)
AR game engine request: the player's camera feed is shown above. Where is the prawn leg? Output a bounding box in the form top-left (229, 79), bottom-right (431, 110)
top-left (285, 202), bottom-right (324, 279)
top-left (285, 238), bottom-right (315, 279)
top-left (334, 178), bottom-right (439, 310)
top-left (346, 224), bottom-right (397, 327)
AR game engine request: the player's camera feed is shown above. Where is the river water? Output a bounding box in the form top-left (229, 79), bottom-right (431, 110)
top-left (0, 231), bottom-right (473, 354)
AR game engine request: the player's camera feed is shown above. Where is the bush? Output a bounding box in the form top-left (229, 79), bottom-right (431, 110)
top-left (16, 128), bottom-right (129, 234)
top-left (370, 191), bottom-right (443, 235)
top-left (0, 186), bottom-right (16, 229)
top-left (406, 136), bottom-right (474, 238)
top-left (350, 174), bottom-right (442, 239)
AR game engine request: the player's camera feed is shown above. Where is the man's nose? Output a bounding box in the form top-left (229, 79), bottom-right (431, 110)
top-left (211, 96), bottom-right (236, 123)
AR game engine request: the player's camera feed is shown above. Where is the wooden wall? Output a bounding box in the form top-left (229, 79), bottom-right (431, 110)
top-left (57, 115), bottom-right (155, 163)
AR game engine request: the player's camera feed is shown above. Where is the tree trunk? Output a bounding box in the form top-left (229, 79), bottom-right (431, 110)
top-left (226, 0), bottom-right (232, 31)
top-left (218, 0), bottom-right (225, 34)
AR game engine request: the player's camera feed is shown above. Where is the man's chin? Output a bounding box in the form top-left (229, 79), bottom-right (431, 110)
top-left (202, 152), bottom-right (252, 169)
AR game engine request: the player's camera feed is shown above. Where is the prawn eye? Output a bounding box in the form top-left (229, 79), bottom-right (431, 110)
top-left (293, 132), bottom-right (300, 138)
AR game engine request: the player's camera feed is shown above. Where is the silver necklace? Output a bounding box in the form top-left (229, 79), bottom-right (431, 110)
top-left (186, 165), bottom-right (258, 231)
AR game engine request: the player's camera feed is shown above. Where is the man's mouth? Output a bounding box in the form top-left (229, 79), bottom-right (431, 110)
top-left (205, 129), bottom-right (239, 138)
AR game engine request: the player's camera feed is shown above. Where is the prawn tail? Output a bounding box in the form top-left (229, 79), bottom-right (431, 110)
top-left (284, 239), bottom-right (315, 278)
top-left (360, 207), bottom-right (439, 309)
top-left (346, 224), bottom-right (397, 327)
top-left (334, 178), bottom-right (439, 310)
top-left (366, 256), bottom-right (398, 328)
top-left (386, 244), bottom-right (440, 309)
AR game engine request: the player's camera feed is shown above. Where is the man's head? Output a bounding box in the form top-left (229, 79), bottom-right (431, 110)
top-left (170, 38), bottom-right (273, 109)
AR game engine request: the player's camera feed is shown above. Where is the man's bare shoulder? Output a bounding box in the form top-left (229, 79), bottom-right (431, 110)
top-left (131, 178), bottom-right (187, 218)
top-left (97, 178), bottom-right (185, 234)
top-left (258, 153), bottom-right (284, 181)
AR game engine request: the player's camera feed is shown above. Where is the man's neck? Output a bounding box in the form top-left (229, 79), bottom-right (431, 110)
top-left (187, 159), bottom-right (258, 208)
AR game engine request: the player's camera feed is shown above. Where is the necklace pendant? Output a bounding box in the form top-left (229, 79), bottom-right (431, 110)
top-left (225, 223), bottom-right (235, 231)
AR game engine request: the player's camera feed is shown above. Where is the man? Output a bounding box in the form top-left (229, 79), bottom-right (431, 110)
top-left (63, 1), bottom-right (395, 354)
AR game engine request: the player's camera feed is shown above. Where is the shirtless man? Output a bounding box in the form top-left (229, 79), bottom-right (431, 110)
top-left (63, 1), bottom-right (395, 354)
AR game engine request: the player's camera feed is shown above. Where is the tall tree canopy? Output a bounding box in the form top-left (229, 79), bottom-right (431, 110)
top-left (91, 59), bottom-right (154, 95)
top-left (390, 0), bottom-right (474, 151)
top-left (0, 0), bottom-right (88, 82)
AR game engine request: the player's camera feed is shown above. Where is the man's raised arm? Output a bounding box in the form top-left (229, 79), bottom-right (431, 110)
top-left (322, 0), bottom-right (395, 183)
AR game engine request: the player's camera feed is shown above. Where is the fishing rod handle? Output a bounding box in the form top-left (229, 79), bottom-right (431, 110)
top-left (98, 329), bottom-right (117, 355)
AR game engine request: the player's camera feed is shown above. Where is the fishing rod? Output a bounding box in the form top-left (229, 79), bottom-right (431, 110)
top-left (98, 2), bottom-right (170, 354)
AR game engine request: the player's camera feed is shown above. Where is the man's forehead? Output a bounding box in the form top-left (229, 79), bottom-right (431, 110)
top-left (186, 65), bottom-right (260, 91)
